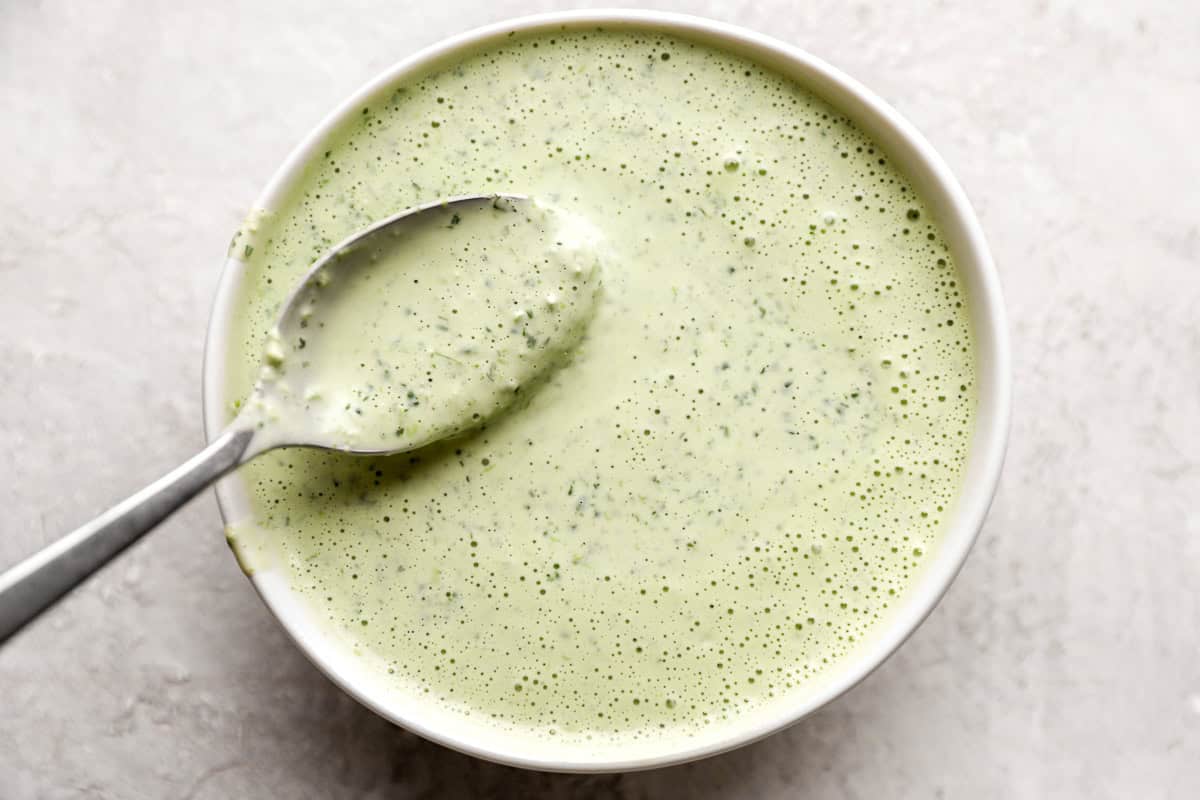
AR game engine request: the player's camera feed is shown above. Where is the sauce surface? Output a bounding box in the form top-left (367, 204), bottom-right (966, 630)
top-left (224, 27), bottom-right (976, 751)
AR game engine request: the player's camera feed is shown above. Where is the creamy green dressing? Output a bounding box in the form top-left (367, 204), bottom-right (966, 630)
top-left (243, 197), bottom-right (603, 453)
top-left (224, 27), bottom-right (976, 752)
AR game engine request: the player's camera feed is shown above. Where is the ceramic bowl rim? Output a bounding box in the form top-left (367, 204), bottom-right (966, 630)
top-left (201, 8), bottom-right (1011, 773)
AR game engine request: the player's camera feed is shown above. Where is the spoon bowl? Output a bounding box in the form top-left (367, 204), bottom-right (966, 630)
top-left (243, 192), bottom-right (604, 457)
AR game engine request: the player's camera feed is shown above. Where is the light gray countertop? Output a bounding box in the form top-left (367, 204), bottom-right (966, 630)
top-left (1, 1), bottom-right (1196, 797)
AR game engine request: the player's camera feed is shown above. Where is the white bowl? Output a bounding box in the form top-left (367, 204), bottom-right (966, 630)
top-left (202, 9), bottom-right (1011, 773)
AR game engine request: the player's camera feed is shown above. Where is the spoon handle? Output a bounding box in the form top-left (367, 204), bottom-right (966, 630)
top-left (0, 426), bottom-right (257, 644)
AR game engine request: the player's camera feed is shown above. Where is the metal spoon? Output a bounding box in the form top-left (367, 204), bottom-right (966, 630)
top-left (0, 192), bottom-right (589, 644)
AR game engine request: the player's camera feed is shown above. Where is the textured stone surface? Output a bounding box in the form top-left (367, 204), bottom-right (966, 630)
top-left (1, 1), bottom-right (1197, 797)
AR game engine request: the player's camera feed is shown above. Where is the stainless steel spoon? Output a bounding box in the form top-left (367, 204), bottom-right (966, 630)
top-left (0, 193), bottom-right (535, 643)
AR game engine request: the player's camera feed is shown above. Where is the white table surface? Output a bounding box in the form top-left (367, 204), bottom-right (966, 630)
top-left (2, 1), bottom-right (1197, 797)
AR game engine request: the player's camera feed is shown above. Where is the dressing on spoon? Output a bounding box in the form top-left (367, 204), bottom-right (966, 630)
top-left (247, 195), bottom-right (603, 453)
top-left (0, 193), bottom-right (604, 643)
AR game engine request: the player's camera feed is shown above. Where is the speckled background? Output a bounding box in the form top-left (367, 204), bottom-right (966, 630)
top-left (1, 1), bottom-right (1197, 798)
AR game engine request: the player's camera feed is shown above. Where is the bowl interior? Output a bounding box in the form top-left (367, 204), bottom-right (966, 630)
top-left (201, 9), bottom-right (1010, 772)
